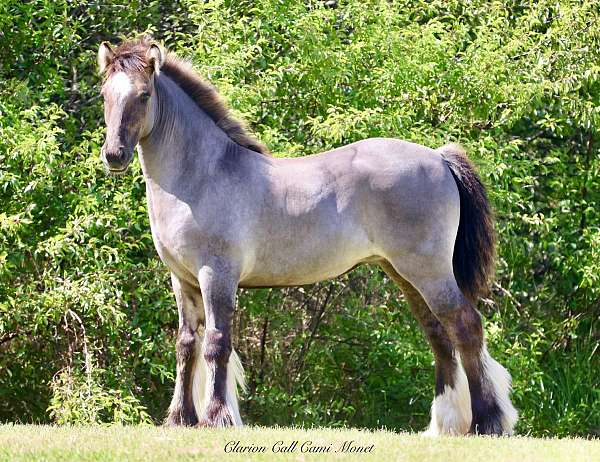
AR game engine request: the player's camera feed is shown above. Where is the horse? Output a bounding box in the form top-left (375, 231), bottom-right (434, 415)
top-left (97, 38), bottom-right (517, 435)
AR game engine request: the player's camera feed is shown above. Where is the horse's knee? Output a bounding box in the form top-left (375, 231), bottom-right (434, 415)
top-left (203, 328), bottom-right (231, 366)
top-left (176, 326), bottom-right (197, 363)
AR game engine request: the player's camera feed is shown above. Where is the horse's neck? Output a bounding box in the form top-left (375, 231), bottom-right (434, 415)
top-left (137, 74), bottom-right (230, 189)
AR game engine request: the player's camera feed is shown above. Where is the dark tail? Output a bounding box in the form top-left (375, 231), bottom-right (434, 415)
top-left (438, 144), bottom-right (495, 303)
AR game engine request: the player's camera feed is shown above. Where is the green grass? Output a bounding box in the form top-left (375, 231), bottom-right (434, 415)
top-left (1, 425), bottom-right (599, 462)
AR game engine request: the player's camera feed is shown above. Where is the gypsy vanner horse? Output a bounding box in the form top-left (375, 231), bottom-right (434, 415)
top-left (96, 39), bottom-right (517, 435)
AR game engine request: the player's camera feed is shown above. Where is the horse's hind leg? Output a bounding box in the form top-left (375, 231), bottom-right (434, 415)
top-left (381, 262), bottom-right (471, 435)
top-left (398, 268), bottom-right (517, 435)
top-left (165, 273), bottom-right (204, 427)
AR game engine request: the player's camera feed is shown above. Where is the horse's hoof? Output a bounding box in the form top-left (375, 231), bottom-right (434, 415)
top-left (469, 417), bottom-right (505, 436)
top-left (196, 404), bottom-right (235, 428)
top-left (196, 418), bottom-right (234, 428)
top-left (164, 412), bottom-right (199, 428)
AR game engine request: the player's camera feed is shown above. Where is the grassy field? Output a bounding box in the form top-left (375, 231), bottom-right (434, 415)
top-left (0, 425), bottom-right (599, 462)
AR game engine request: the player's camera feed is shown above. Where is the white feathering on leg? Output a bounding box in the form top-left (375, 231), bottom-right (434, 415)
top-left (424, 353), bottom-right (472, 436)
top-left (192, 333), bottom-right (207, 422)
top-left (193, 343), bottom-right (245, 426)
top-left (481, 347), bottom-right (518, 435)
top-left (226, 349), bottom-right (246, 426)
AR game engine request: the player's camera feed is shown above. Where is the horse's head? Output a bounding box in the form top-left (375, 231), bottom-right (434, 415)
top-left (97, 40), bottom-right (164, 173)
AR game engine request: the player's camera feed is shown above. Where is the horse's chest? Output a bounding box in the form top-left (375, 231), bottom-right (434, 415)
top-left (149, 214), bottom-right (189, 267)
top-left (146, 194), bottom-right (204, 278)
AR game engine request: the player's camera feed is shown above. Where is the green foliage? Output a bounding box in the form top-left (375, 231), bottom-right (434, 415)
top-left (0, 0), bottom-right (598, 436)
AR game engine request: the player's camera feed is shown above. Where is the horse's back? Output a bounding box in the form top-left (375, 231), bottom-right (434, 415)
top-left (280, 137), bottom-right (458, 222)
top-left (279, 137), bottom-right (454, 194)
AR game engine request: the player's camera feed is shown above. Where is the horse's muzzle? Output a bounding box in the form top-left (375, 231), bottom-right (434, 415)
top-left (101, 146), bottom-right (133, 173)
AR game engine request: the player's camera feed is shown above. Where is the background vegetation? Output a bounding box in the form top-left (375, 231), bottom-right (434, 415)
top-left (0, 0), bottom-right (598, 437)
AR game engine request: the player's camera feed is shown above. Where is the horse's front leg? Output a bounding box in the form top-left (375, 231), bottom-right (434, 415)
top-left (196, 260), bottom-right (243, 427)
top-left (165, 273), bottom-right (204, 427)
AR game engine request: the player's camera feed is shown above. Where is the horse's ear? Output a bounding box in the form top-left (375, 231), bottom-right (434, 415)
top-left (98, 42), bottom-right (115, 74)
top-left (146, 44), bottom-right (165, 75)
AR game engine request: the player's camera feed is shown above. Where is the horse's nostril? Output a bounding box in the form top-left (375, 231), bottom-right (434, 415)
top-left (103, 150), bottom-right (123, 165)
top-left (102, 147), bottom-right (131, 171)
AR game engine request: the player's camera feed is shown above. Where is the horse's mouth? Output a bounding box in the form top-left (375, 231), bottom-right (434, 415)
top-left (106, 165), bottom-right (130, 175)
top-left (104, 157), bottom-right (133, 175)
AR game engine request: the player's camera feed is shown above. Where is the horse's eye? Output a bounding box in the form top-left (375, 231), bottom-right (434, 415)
top-left (140, 91), bottom-right (151, 101)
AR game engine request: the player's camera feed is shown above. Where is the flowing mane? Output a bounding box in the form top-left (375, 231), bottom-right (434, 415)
top-left (103, 39), bottom-right (269, 155)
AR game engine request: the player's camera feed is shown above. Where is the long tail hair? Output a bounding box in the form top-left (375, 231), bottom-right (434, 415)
top-left (438, 144), bottom-right (495, 302)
